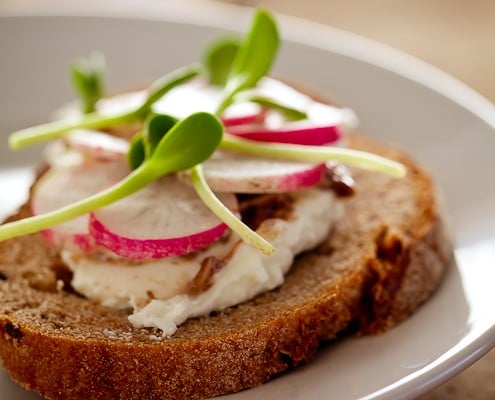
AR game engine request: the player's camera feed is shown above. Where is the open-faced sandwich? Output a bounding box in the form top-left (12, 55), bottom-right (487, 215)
top-left (0, 9), bottom-right (452, 400)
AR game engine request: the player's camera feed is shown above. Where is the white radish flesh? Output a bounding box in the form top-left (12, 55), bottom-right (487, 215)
top-left (31, 160), bottom-right (130, 250)
top-left (44, 130), bottom-right (130, 169)
top-left (89, 175), bottom-right (238, 260)
top-left (222, 103), bottom-right (265, 127)
top-left (199, 151), bottom-right (325, 193)
top-left (65, 129), bottom-right (130, 159)
top-left (151, 78), bottom-right (263, 124)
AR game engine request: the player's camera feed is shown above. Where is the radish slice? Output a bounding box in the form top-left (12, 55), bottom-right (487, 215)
top-left (227, 77), bottom-right (358, 145)
top-left (31, 160), bottom-right (130, 250)
top-left (89, 175), bottom-right (238, 260)
top-left (227, 103), bottom-right (357, 145)
top-left (198, 151), bottom-right (325, 193)
top-left (227, 118), bottom-right (342, 146)
top-left (65, 129), bottom-right (130, 159)
top-left (44, 130), bottom-right (130, 168)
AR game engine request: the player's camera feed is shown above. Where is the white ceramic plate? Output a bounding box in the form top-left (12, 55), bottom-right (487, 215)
top-left (1, 5), bottom-right (494, 400)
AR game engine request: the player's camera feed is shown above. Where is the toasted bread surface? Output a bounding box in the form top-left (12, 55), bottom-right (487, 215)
top-left (0, 135), bottom-right (451, 400)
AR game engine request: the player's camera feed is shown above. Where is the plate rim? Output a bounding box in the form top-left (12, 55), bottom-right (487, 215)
top-left (1, 2), bottom-right (494, 130)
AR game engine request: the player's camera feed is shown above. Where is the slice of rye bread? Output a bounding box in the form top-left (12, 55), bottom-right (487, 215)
top-left (0, 134), bottom-right (452, 400)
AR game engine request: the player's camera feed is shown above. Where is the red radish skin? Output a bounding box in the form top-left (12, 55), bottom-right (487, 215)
top-left (89, 214), bottom-right (229, 260)
top-left (199, 152), bottom-right (325, 193)
top-left (89, 175), bottom-right (239, 260)
top-left (31, 159), bottom-right (130, 250)
top-left (274, 163), bottom-right (325, 191)
top-left (222, 108), bottom-right (266, 127)
top-left (228, 123), bottom-right (342, 146)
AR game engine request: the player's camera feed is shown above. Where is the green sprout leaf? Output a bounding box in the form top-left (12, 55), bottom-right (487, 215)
top-left (190, 165), bottom-right (275, 255)
top-left (148, 112), bottom-right (223, 175)
top-left (0, 113), bottom-right (223, 241)
top-left (204, 38), bottom-right (240, 86)
top-left (142, 113), bottom-right (177, 158)
top-left (8, 64), bottom-right (202, 151)
top-left (127, 132), bottom-right (146, 170)
top-left (127, 113), bottom-right (177, 170)
top-left (70, 52), bottom-right (105, 114)
top-left (216, 9), bottom-right (280, 115)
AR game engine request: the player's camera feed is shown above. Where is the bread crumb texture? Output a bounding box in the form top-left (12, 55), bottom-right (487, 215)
top-left (0, 135), bottom-right (452, 400)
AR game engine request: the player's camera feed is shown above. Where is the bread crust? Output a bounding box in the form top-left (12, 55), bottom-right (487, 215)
top-left (0, 135), bottom-right (452, 400)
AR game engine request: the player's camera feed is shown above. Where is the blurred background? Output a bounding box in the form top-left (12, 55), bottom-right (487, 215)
top-left (1, 0), bottom-right (494, 398)
top-left (225, 0), bottom-right (495, 104)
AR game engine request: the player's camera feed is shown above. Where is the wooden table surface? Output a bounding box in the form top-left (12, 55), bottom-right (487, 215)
top-left (1, 0), bottom-right (494, 399)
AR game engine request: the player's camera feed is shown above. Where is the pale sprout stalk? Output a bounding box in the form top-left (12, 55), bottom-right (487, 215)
top-left (221, 134), bottom-right (406, 178)
top-left (190, 165), bottom-right (275, 255)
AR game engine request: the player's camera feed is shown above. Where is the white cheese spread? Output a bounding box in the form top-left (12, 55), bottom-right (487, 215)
top-left (62, 187), bottom-right (341, 336)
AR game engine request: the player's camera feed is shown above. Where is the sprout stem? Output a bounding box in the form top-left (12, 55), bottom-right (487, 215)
top-left (9, 111), bottom-right (137, 150)
top-left (190, 164), bottom-right (275, 255)
top-left (221, 133), bottom-right (406, 178)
